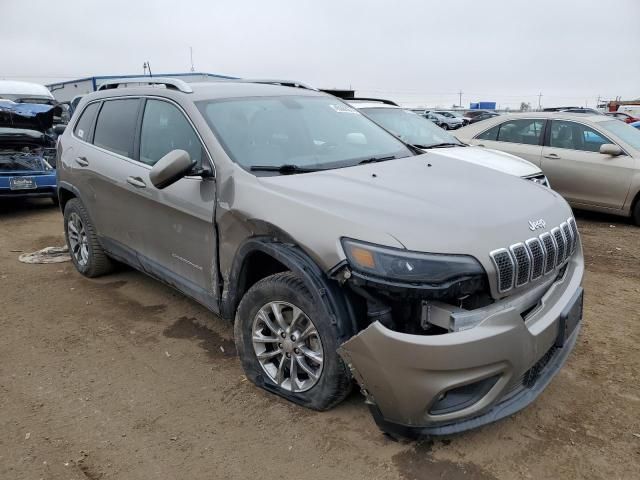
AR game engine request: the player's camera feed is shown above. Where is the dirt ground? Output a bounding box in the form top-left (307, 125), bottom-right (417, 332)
top-left (1, 200), bottom-right (639, 480)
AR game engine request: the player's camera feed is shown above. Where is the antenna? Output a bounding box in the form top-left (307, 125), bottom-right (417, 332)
top-left (189, 47), bottom-right (195, 72)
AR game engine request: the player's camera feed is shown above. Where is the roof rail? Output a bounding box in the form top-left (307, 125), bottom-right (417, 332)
top-left (238, 79), bottom-right (318, 91)
top-left (97, 77), bottom-right (193, 93)
top-left (347, 97), bottom-right (399, 106)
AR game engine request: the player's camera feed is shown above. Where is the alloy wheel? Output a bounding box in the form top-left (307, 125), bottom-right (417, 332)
top-left (251, 301), bottom-right (324, 392)
top-left (67, 212), bottom-right (89, 266)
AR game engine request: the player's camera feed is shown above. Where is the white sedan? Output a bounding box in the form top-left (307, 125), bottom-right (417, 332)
top-left (349, 100), bottom-right (548, 184)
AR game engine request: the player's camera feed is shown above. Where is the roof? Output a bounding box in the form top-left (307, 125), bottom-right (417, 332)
top-left (348, 100), bottom-right (401, 110)
top-left (474, 111), bottom-right (610, 123)
top-left (82, 80), bottom-right (326, 103)
top-left (45, 72), bottom-right (237, 89)
top-left (0, 80), bottom-right (54, 99)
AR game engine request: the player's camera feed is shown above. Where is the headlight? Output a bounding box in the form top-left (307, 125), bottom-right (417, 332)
top-left (528, 175), bottom-right (550, 188)
top-left (341, 238), bottom-right (485, 285)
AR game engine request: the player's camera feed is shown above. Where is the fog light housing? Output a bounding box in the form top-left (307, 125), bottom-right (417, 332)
top-left (429, 375), bottom-right (500, 415)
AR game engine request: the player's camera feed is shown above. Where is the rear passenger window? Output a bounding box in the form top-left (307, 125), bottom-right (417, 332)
top-left (496, 119), bottom-right (545, 145)
top-left (139, 99), bottom-right (203, 167)
top-left (475, 124), bottom-right (500, 141)
top-left (93, 99), bottom-right (141, 157)
top-left (73, 102), bottom-right (100, 141)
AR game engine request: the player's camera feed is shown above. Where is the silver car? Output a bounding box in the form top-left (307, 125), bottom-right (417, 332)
top-left (57, 78), bottom-right (584, 437)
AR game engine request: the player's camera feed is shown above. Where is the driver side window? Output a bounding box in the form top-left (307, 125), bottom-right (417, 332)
top-left (139, 99), bottom-right (204, 167)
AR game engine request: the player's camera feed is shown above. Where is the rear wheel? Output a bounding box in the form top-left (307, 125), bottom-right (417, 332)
top-left (235, 272), bottom-right (351, 410)
top-left (64, 199), bottom-right (113, 277)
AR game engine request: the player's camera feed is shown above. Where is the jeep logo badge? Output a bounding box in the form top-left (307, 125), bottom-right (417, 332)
top-left (528, 219), bottom-right (546, 231)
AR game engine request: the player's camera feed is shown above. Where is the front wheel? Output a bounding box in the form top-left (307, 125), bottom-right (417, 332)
top-left (234, 272), bottom-right (351, 410)
top-left (633, 199), bottom-right (640, 226)
top-left (441, 123), bottom-right (449, 130)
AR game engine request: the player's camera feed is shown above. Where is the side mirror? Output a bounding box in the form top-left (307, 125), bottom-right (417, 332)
top-left (53, 125), bottom-right (66, 135)
top-left (149, 149), bottom-right (196, 189)
top-left (599, 143), bottom-right (622, 156)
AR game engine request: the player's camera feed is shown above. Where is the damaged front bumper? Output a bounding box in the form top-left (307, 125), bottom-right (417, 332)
top-left (338, 244), bottom-right (584, 437)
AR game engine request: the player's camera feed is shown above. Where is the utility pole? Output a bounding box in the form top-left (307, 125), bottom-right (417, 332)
top-left (189, 47), bottom-right (195, 72)
top-left (143, 61), bottom-right (152, 77)
top-left (537, 92), bottom-right (543, 111)
top-left (458, 90), bottom-right (463, 108)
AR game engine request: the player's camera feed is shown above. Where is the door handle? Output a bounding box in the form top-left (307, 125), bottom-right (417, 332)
top-left (544, 153), bottom-right (560, 159)
top-left (75, 156), bottom-right (89, 167)
top-left (126, 176), bottom-right (147, 188)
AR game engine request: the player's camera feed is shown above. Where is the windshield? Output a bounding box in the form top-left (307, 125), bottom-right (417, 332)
top-left (362, 108), bottom-right (463, 148)
top-left (598, 120), bottom-right (640, 150)
top-left (197, 96), bottom-right (412, 172)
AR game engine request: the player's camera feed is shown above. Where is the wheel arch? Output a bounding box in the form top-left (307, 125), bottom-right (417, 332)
top-left (221, 237), bottom-right (357, 341)
top-left (57, 181), bottom-right (83, 213)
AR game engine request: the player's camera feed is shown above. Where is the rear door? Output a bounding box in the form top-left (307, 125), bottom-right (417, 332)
top-left (541, 120), bottom-right (634, 209)
top-left (130, 98), bottom-right (217, 307)
top-left (65, 97), bottom-right (144, 260)
top-left (470, 118), bottom-right (546, 167)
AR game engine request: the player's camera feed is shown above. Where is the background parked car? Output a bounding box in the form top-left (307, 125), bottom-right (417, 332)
top-left (543, 107), bottom-right (602, 115)
top-left (0, 101), bottom-right (59, 204)
top-left (464, 110), bottom-right (500, 124)
top-left (456, 112), bottom-right (640, 224)
top-left (630, 121), bottom-right (640, 130)
top-left (425, 111), bottom-right (463, 130)
top-left (605, 111), bottom-right (639, 124)
top-left (433, 110), bottom-right (469, 126)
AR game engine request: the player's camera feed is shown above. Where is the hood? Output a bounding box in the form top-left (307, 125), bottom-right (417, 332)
top-left (425, 146), bottom-right (541, 177)
top-left (246, 153), bottom-right (572, 296)
top-left (0, 101), bottom-right (60, 132)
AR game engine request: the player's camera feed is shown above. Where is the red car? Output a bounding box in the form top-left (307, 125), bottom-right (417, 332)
top-left (605, 111), bottom-right (640, 124)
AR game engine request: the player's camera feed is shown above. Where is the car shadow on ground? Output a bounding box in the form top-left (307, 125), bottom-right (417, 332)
top-left (572, 208), bottom-right (634, 227)
top-left (0, 198), bottom-right (59, 218)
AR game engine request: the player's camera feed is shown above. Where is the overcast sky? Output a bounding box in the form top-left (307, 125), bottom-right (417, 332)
top-left (3, 0), bottom-right (639, 108)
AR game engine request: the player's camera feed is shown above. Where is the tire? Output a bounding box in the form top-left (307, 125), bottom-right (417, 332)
top-left (234, 272), bottom-right (352, 411)
top-left (633, 199), bottom-right (640, 226)
top-left (63, 198), bottom-right (113, 277)
top-left (442, 123), bottom-right (449, 130)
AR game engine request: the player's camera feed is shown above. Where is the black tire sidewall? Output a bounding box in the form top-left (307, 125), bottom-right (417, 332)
top-left (235, 273), bottom-right (350, 411)
top-left (63, 199), bottom-right (98, 276)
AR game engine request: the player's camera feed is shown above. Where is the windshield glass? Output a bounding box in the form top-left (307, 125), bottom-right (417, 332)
top-left (363, 108), bottom-right (463, 148)
top-left (598, 120), bottom-right (640, 150)
top-left (197, 96), bottom-right (412, 172)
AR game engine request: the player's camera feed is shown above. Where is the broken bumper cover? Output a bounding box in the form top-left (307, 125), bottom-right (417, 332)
top-left (338, 244), bottom-right (584, 437)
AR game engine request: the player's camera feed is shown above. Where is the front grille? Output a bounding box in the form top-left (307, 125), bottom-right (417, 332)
top-left (490, 217), bottom-right (579, 293)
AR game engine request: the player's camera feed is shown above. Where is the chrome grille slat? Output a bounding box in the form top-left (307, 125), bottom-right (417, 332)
top-left (561, 222), bottom-right (573, 255)
top-left (492, 218), bottom-right (578, 294)
top-left (490, 248), bottom-right (515, 293)
top-left (540, 232), bottom-right (556, 274)
top-left (526, 238), bottom-right (545, 280)
top-left (510, 243), bottom-right (532, 287)
top-left (551, 227), bottom-right (566, 266)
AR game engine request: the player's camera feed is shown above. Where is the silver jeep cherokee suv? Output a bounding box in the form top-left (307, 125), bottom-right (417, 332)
top-left (57, 78), bottom-right (584, 437)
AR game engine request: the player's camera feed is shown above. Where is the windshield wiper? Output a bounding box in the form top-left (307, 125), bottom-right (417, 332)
top-left (417, 142), bottom-right (465, 149)
top-left (357, 155), bottom-right (397, 165)
top-left (250, 164), bottom-right (324, 175)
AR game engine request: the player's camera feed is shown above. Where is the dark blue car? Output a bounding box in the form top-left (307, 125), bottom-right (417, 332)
top-left (0, 101), bottom-right (59, 203)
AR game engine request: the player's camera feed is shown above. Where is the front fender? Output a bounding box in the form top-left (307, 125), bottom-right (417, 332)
top-left (221, 237), bottom-right (357, 342)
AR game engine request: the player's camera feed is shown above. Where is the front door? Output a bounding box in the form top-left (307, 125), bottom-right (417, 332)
top-left (130, 98), bottom-right (218, 308)
top-left (541, 120), bottom-right (634, 209)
